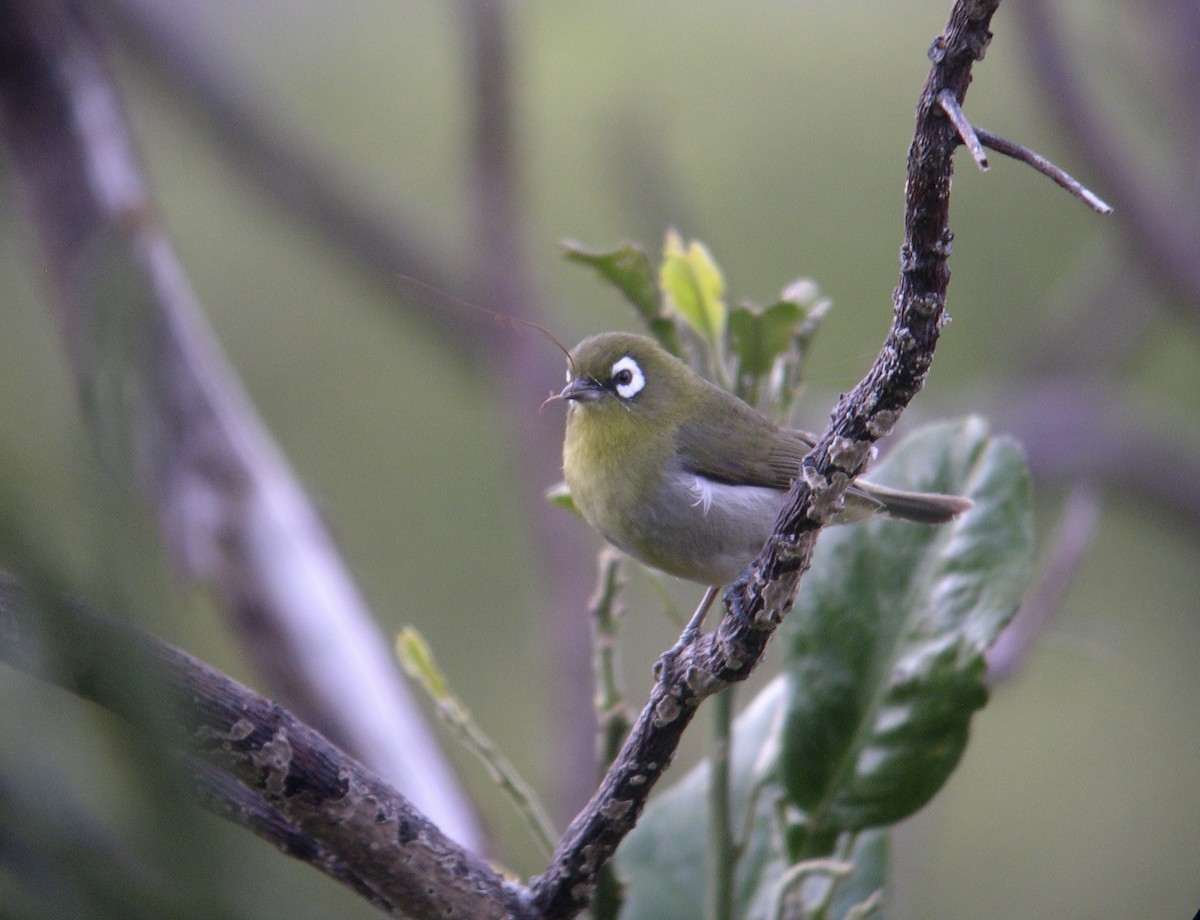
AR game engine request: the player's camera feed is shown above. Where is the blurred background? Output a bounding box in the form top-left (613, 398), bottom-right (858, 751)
top-left (1, 1), bottom-right (1198, 918)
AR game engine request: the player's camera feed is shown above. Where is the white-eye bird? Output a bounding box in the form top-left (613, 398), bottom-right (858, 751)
top-left (558, 332), bottom-right (971, 588)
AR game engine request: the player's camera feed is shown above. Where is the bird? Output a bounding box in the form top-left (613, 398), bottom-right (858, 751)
top-left (556, 332), bottom-right (971, 598)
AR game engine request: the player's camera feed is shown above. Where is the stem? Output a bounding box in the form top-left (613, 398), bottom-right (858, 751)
top-left (589, 550), bottom-right (630, 920)
top-left (397, 628), bottom-right (558, 859)
top-left (767, 859), bottom-right (854, 920)
top-left (590, 549), bottom-right (631, 772)
top-left (707, 686), bottom-right (737, 920)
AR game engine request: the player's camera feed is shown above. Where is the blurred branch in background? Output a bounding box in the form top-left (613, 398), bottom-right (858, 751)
top-left (0, 0), bottom-right (481, 850)
top-left (997, 381), bottom-right (1200, 532)
top-left (1016, 0), bottom-right (1200, 315)
top-left (91, 0), bottom-right (480, 349)
top-left (100, 0), bottom-right (601, 816)
top-left (455, 0), bottom-right (600, 813)
top-left (986, 484), bottom-right (1101, 682)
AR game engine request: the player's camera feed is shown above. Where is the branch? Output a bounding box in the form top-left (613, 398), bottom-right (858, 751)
top-left (985, 484), bottom-right (1101, 682)
top-left (456, 0), bottom-right (602, 813)
top-left (0, 575), bottom-right (530, 920)
top-left (529, 2), bottom-right (1003, 916)
top-left (993, 379), bottom-right (1200, 531)
top-left (1016, 0), bottom-right (1200, 314)
top-left (92, 0), bottom-right (485, 349)
top-left (936, 89), bottom-right (1112, 212)
top-left (0, 0), bottom-right (481, 848)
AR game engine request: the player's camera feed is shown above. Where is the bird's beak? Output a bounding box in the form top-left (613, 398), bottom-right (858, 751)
top-left (558, 376), bottom-right (606, 402)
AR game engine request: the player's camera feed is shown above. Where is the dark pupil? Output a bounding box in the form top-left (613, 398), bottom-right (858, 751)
top-left (613, 369), bottom-right (632, 387)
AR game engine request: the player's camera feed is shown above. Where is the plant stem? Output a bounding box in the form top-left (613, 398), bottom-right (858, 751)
top-left (590, 549), bottom-right (631, 772)
top-left (396, 628), bottom-right (558, 859)
top-left (589, 549), bottom-right (631, 920)
top-left (707, 686), bottom-right (737, 920)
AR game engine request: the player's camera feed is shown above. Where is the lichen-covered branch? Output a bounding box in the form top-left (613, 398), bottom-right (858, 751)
top-left (528, 2), bottom-right (1003, 916)
top-left (0, 575), bottom-right (530, 920)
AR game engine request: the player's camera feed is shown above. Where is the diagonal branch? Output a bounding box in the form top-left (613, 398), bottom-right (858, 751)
top-left (937, 88), bottom-right (1112, 212)
top-left (529, 1), bottom-right (1004, 916)
top-left (0, 0), bottom-right (481, 849)
top-left (0, 574), bottom-right (530, 920)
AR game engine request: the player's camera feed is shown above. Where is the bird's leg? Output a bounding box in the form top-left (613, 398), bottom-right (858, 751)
top-left (656, 585), bottom-right (720, 675)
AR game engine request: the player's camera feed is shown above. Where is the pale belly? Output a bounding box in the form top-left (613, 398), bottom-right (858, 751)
top-left (593, 471), bottom-right (787, 585)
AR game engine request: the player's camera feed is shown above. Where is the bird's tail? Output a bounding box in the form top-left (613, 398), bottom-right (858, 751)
top-left (844, 481), bottom-right (973, 525)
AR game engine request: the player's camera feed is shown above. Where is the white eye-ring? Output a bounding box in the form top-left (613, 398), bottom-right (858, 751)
top-left (611, 355), bottom-right (645, 400)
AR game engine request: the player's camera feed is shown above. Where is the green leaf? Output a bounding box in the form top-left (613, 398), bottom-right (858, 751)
top-left (728, 299), bottom-right (804, 405)
top-left (563, 240), bottom-right (682, 355)
top-left (615, 680), bottom-right (889, 920)
top-left (778, 417), bottom-right (1034, 839)
top-left (616, 680), bottom-right (785, 920)
top-left (545, 481), bottom-right (582, 517)
top-left (659, 229), bottom-right (726, 351)
top-left (729, 300), bottom-right (804, 379)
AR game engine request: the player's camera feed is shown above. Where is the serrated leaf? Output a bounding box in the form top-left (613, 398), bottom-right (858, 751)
top-left (563, 241), bottom-right (682, 355)
top-left (659, 230), bottom-right (726, 350)
top-left (778, 417), bottom-right (1034, 838)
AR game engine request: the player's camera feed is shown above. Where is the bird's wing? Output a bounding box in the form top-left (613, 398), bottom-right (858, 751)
top-left (674, 403), bottom-right (816, 489)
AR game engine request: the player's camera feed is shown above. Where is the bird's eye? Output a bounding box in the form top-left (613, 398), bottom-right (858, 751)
top-left (610, 356), bottom-right (645, 400)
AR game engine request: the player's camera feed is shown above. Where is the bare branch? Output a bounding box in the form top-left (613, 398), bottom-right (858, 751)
top-left (938, 89), bottom-right (989, 170)
top-left (938, 88), bottom-right (1112, 211)
top-left (529, 2), bottom-right (1005, 915)
top-left (0, 0), bottom-right (481, 849)
top-left (187, 755), bottom-right (394, 913)
top-left (0, 576), bottom-right (530, 920)
top-left (976, 127), bottom-right (1112, 213)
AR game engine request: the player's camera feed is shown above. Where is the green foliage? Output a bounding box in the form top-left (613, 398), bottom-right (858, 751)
top-left (563, 240), bottom-right (681, 357)
top-left (659, 229), bottom-right (727, 355)
top-left (565, 234), bottom-right (1033, 918)
top-left (564, 232), bottom-right (830, 419)
top-left (614, 418), bottom-right (1034, 919)
top-left (728, 280), bottom-right (830, 417)
top-left (778, 418), bottom-right (1032, 843)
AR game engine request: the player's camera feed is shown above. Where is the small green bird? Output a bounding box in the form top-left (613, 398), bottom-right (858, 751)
top-left (558, 332), bottom-right (971, 588)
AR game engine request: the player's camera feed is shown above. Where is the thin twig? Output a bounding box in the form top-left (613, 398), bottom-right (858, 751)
top-left (708, 687), bottom-right (738, 920)
top-left (938, 89), bottom-right (989, 170)
top-left (397, 628), bottom-right (559, 861)
top-left (976, 127), bottom-right (1112, 213)
top-left (938, 88), bottom-right (1113, 212)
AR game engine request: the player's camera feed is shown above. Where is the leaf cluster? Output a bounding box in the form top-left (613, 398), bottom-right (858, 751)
top-left (565, 233), bottom-right (830, 421)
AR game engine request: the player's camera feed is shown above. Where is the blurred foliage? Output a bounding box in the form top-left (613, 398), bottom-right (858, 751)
top-left (1, 2), bottom-right (1198, 919)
